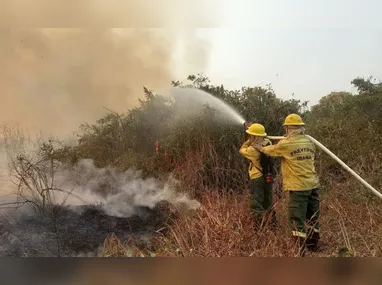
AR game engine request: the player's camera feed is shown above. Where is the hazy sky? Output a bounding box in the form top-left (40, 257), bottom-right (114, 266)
top-left (186, 0), bottom-right (382, 106)
top-left (1, 0), bottom-right (381, 137)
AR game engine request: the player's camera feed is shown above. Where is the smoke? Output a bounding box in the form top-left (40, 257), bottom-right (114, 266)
top-left (53, 159), bottom-right (201, 218)
top-left (0, 1), bottom-right (220, 28)
top-left (0, 28), bottom-right (211, 137)
top-left (0, 6), bottom-right (212, 195)
top-left (0, 157), bottom-right (200, 256)
top-left (0, 0), bottom-right (215, 137)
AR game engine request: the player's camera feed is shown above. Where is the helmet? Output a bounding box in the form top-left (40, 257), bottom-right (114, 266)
top-left (283, 114), bottom-right (305, 126)
top-left (246, 123), bottom-right (267, 136)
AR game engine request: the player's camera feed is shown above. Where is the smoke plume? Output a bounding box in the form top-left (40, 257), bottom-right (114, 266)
top-left (0, 1), bottom-right (220, 28)
top-left (52, 159), bottom-right (201, 217)
top-left (0, 27), bottom-right (210, 137)
top-left (0, 0), bottom-right (215, 138)
top-left (0, 157), bottom-right (200, 257)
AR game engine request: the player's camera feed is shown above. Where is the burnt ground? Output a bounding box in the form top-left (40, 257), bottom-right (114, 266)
top-left (0, 201), bottom-right (175, 257)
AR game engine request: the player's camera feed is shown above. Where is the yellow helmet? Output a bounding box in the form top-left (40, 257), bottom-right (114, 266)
top-left (283, 114), bottom-right (305, 126)
top-left (246, 123), bottom-right (267, 136)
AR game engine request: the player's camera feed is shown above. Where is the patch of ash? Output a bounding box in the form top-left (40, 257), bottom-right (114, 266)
top-left (0, 201), bottom-right (174, 257)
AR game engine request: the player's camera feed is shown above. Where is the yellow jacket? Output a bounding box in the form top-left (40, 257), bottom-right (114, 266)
top-left (260, 133), bottom-right (319, 191)
top-left (240, 139), bottom-right (272, 180)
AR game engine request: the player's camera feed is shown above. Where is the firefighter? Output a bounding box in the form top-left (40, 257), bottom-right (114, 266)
top-left (253, 114), bottom-right (321, 256)
top-left (240, 123), bottom-right (276, 229)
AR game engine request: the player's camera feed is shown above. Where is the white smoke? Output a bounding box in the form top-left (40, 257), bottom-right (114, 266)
top-left (52, 159), bottom-right (200, 218)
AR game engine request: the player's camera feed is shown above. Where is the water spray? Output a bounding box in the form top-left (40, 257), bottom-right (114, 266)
top-left (163, 87), bottom-right (382, 200)
top-left (266, 135), bottom-right (382, 200)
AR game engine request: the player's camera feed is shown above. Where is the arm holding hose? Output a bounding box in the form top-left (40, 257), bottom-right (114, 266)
top-left (239, 140), bottom-right (257, 160)
top-left (263, 135), bottom-right (382, 200)
top-left (253, 139), bottom-right (287, 157)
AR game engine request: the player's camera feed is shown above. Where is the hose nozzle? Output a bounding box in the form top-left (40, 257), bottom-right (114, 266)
top-left (243, 122), bottom-right (250, 129)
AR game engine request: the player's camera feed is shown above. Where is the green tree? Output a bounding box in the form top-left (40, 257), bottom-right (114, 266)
top-left (351, 76), bottom-right (382, 96)
top-left (305, 76), bottom-right (382, 201)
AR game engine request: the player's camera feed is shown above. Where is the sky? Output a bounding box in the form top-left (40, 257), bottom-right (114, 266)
top-left (192, 28), bottom-right (382, 106)
top-left (180, 0), bottom-right (382, 106)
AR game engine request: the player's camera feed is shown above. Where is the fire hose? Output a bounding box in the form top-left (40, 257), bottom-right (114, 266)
top-left (266, 135), bottom-right (382, 200)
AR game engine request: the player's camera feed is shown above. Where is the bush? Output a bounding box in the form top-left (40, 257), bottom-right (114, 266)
top-left (6, 74), bottom-right (382, 257)
top-left (305, 77), bottom-right (382, 202)
top-left (53, 74), bottom-right (307, 194)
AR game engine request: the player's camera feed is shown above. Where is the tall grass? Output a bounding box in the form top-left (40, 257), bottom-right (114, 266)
top-left (102, 141), bottom-right (382, 257)
top-left (103, 186), bottom-right (382, 257)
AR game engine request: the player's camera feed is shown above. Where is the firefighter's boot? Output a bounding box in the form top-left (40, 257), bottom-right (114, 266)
top-left (292, 236), bottom-right (306, 257)
top-left (306, 231), bottom-right (320, 252)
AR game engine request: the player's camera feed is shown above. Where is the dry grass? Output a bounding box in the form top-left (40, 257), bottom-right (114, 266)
top-left (100, 137), bottom-right (382, 257)
top-left (103, 233), bottom-right (128, 257)
top-left (102, 182), bottom-right (382, 257)
top-left (103, 233), bottom-right (148, 257)
top-left (153, 190), bottom-right (294, 257)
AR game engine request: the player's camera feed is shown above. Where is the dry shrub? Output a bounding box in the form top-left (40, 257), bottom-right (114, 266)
top-left (164, 184), bottom-right (382, 257)
top-left (320, 193), bottom-right (382, 257)
top-left (376, 226), bottom-right (382, 257)
top-left (102, 233), bottom-right (128, 257)
top-left (171, 141), bottom-right (248, 201)
top-left (102, 181), bottom-right (382, 257)
top-left (171, 149), bottom-right (205, 197)
top-left (160, 188), bottom-right (381, 257)
top-left (103, 233), bottom-right (148, 257)
top-left (152, 190), bottom-right (300, 257)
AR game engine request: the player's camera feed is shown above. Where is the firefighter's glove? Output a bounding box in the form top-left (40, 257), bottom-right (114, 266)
top-left (252, 143), bottom-right (262, 151)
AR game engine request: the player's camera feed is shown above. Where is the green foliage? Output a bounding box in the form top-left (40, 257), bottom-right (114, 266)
top-left (351, 76), bottom-right (382, 96)
top-left (305, 78), bottom-right (382, 201)
top-left (51, 73), bottom-right (381, 199)
top-left (53, 74), bottom-right (307, 191)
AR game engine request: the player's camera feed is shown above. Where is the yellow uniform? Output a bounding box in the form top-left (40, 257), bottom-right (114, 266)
top-left (260, 133), bottom-right (319, 191)
top-left (260, 113), bottom-right (321, 256)
top-left (239, 138), bottom-right (272, 180)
